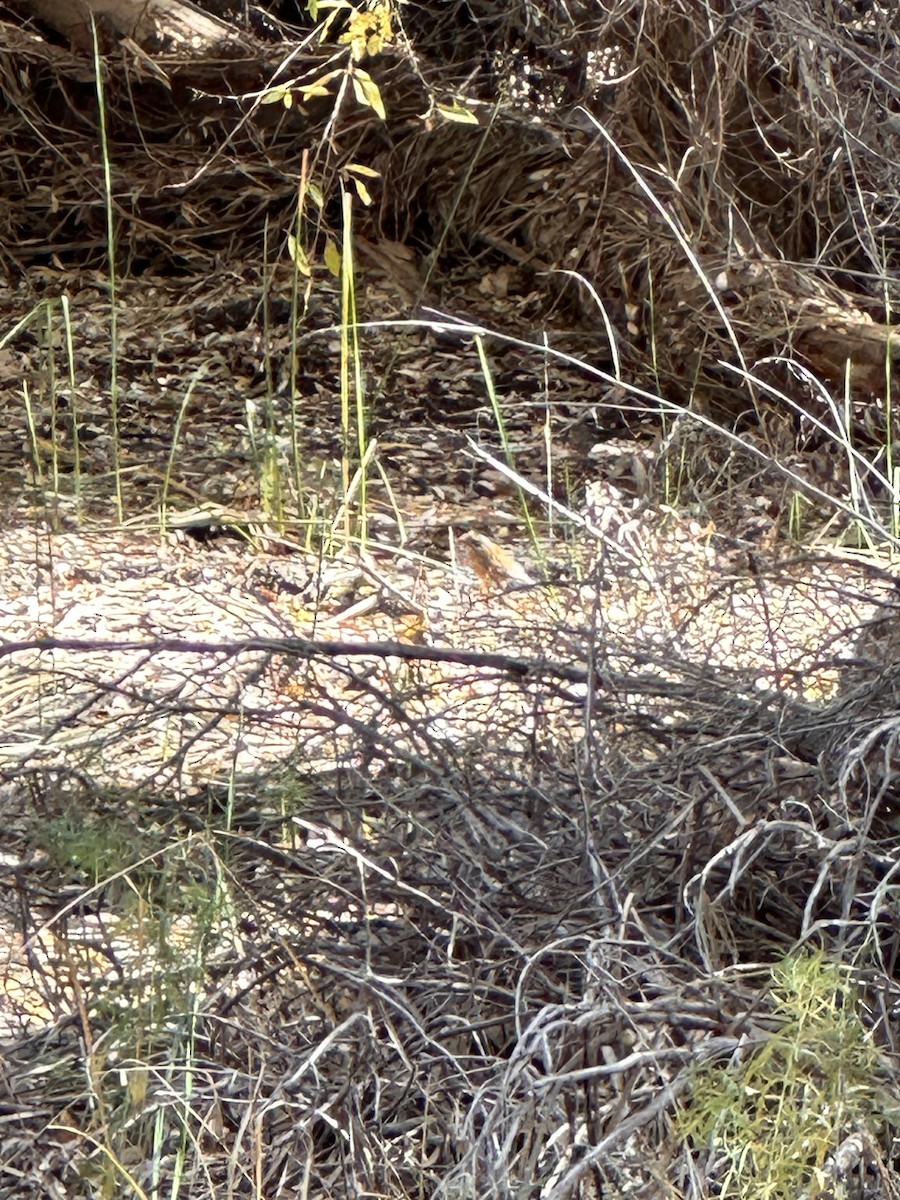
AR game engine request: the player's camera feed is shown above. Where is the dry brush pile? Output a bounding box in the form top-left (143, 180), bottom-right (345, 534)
top-left (3, 0), bottom-right (900, 526)
top-left (1, 526), bottom-right (900, 1199)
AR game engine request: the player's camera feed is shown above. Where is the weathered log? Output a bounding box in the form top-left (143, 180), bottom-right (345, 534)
top-left (11, 0), bottom-right (247, 54)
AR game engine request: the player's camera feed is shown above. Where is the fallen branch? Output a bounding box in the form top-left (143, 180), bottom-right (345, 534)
top-left (0, 634), bottom-right (592, 683)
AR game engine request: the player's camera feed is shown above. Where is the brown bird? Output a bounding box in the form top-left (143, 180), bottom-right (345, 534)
top-left (457, 530), bottom-right (535, 590)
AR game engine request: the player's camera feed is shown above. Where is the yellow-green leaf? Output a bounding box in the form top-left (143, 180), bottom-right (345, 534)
top-left (261, 86), bottom-right (289, 106)
top-left (436, 102), bottom-right (479, 125)
top-left (352, 178), bottom-right (373, 206)
top-left (345, 162), bottom-right (381, 179)
top-left (318, 7), bottom-right (344, 40)
top-left (298, 70), bottom-right (340, 99)
top-left (352, 71), bottom-right (385, 120)
top-left (324, 239), bottom-right (341, 277)
top-left (307, 182), bottom-right (325, 209)
top-left (288, 234), bottom-right (311, 277)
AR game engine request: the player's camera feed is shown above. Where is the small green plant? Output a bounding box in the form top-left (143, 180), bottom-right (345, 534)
top-left (677, 952), bottom-right (891, 1200)
top-left (45, 809), bottom-right (149, 888)
top-left (40, 811), bottom-right (241, 1197)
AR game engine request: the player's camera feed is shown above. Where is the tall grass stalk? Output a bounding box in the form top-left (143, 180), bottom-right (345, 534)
top-left (289, 150), bottom-right (315, 519)
top-left (21, 380), bottom-right (43, 486)
top-left (878, 238), bottom-right (898, 540)
top-left (90, 15), bottom-right (123, 522)
top-left (542, 406), bottom-right (554, 540)
top-left (16, 299), bottom-right (80, 520)
top-left (339, 186), bottom-right (369, 547)
top-left (167, 983), bottom-right (203, 1200)
top-left (557, 270), bottom-right (621, 381)
top-left (159, 369), bottom-right (204, 537)
top-left (475, 334), bottom-right (539, 548)
top-left (646, 263), bottom-right (682, 507)
top-left (332, 437), bottom-right (378, 539)
top-left (839, 359), bottom-right (876, 549)
top-left (537, 332), bottom-right (556, 539)
top-left (4, 304), bottom-right (65, 502)
top-left (146, 1060), bottom-right (220, 1200)
top-left (884, 342), bottom-right (898, 541)
top-left (788, 492), bottom-right (806, 541)
top-left (256, 217), bottom-right (287, 529)
top-left (41, 304), bottom-right (62, 497)
top-left (59, 294), bottom-right (82, 506)
top-left (373, 455), bottom-right (408, 545)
